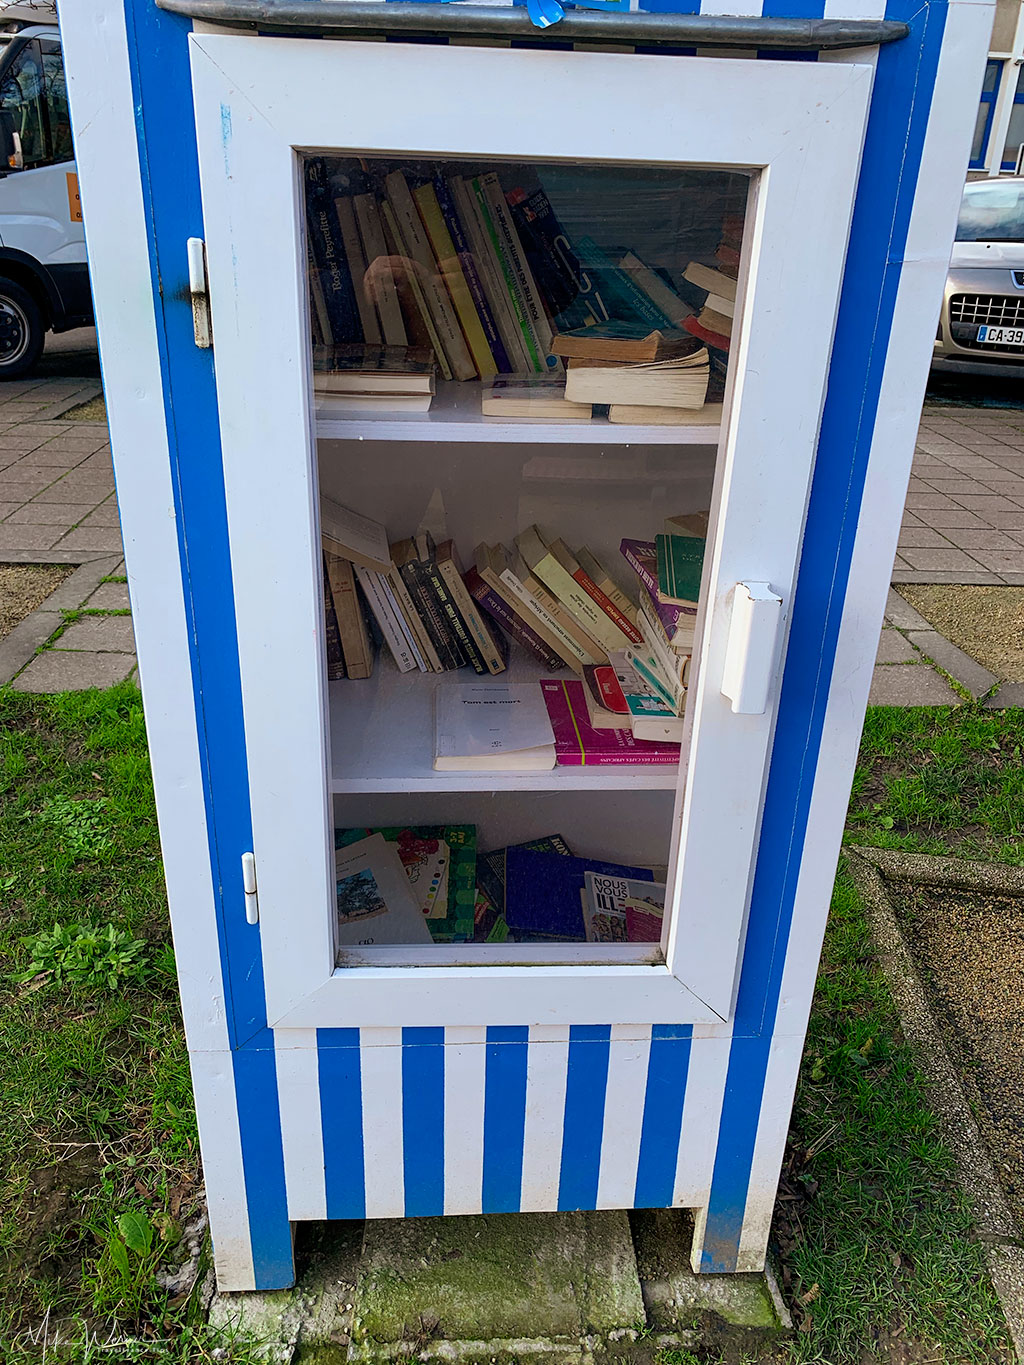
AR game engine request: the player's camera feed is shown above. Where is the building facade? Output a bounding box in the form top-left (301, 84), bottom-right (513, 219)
top-left (971, 0), bottom-right (1024, 172)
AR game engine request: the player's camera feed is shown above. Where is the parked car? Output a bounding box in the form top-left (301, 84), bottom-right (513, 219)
top-left (0, 0), bottom-right (91, 379)
top-left (933, 176), bottom-right (1024, 376)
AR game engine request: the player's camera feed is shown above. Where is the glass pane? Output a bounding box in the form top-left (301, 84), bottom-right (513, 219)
top-left (40, 42), bottom-right (72, 164)
top-left (0, 42), bottom-right (48, 170)
top-left (304, 152), bottom-right (750, 962)
top-left (982, 58), bottom-right (1001, 95)
top-left (1003, 95), bottom-right (1024, 168)
top-left (957, 178), bottom-right (1024, 242)
top-left (970, 100), bottom-right (991, 165)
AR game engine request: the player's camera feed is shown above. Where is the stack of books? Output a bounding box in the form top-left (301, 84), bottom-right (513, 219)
top-left (554, 323), bottom-right (710, 425)
top-left (306, 154), bottom-right (736, 410)
top-left (313, 343), bottom-right (436, 415)
top-left (681, 216), bottom-right (742, 355)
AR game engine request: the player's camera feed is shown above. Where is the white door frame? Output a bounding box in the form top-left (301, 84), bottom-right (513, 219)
top-left (189, 33), bottom-right (872, 1030)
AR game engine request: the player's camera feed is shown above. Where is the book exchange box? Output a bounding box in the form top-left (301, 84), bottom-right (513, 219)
top-left (61, 0), bottom-right (992, 1290)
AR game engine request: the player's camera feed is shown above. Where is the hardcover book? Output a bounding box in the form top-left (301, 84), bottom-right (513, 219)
top-left (540, 678), bottom-right (681, 767)
top-left (620, 538), bottom-right (697, 648)
top-left (656, 533), bottom-right (706, 608)
top-left (504, 848), bottom-right (654, 942)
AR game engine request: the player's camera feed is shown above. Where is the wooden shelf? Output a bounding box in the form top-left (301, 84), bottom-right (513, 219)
top-left (328, 656), bottom-right (681, 794)
top-left (316, 382), bottom-right (723, 445)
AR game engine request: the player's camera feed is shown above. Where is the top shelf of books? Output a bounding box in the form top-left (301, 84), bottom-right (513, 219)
top-left (305, 153), bottom-right (747, 442)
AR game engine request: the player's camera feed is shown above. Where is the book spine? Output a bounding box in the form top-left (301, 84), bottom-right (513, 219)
top-left (464, 569), bottom-right (565, 671)
top-left (305, 157), bottom-right (361, 342)
top-left (354, 565), bottom-right (417, 672)
top-left (323, 556), bottom-right (347, 681)
top-left (399, 561), bottom-right (463, 670)
top-left (380, 576), bottom-right (427, 671)
top-left (576, 235), bottom-right (674, 331)
top-left (380, 200), bottom-right (452, 381)
top-left (617, 252), bottom-right (692, 327)
top-left (571, 566), bottom-right (643, 646)
top-left (471, 178), bottom-right (542, 372)
top-left (684, 315), bottom-right (731, 353)
top-left (384, 171), bottom-right (475, 381)
top-left (423, 562), bottom-right (486, 675)
top-left (413, 182), bottom-right (497, 380)
top-left (437, 558), bottom-right (506, 675)
top-left (523, 569), bottom-right (607, 665)
top-left (387, 564), bottom-right (443, 671)
top-left (307, 242), bottom-right (333, 345)
top-left (451, 176), bottom-right (530, 372)
top-left (530, 550), bottom-right (631, 654)
top-left (433, 176), bottom-right (513, 374)
top-left (634, 616), bottom-right (686, 709)
top-left (334, 197), bottom-right (383, 346)
top-left (326, 553), bottom-right (373, 679)
top-left (477, 174), bottom-right (557, 371)
top-left (498, 567), bottom-right (592, 669)
top-left (353, 194), bottom-right (408, 347)
top-left (620, 539), bottom-right (659, 598)
top-left (625, 648), bottom-right (679, 712)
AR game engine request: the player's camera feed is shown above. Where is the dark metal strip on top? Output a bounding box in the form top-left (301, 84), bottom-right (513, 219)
top-left (155, 0), bottom-right (908, 51)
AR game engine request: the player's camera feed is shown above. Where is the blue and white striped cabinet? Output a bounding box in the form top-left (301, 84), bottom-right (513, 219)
top-left (62, 0), bottom-right (990, 1291)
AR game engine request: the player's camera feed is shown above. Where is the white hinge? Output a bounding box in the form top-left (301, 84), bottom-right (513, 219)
top-left (187, 237), bottom-right (212, 349)
top-left (721, 581), bottom-right (784, 715)
top-left (241, 851), bottom-right (259, 924)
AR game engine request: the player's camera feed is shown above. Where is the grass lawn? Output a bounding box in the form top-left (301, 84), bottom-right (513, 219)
top-left (0, 688), bottom-right (1020, 1362)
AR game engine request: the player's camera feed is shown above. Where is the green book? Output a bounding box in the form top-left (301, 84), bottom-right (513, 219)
top-left (336, 825), bottom-right (477, 943)
top-left (655, 533), bottom-right (706, 608)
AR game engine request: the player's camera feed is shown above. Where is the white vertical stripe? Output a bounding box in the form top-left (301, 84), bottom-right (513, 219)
top-left (596, 1025), bottom-right (651, 1209)
top-left (520, 1026), bottom-right (570, 1212)
top-left (675, 1031), bottom-right (731, 1209)
top-left (190, 1051), bottom-right (255, 1290)
top-left (359, 1028), bottom-right (405, 1218)
top-left (443, 1026), bottom-right (487, 1215)
top-left (274, 1030), bottom-right (327, 1221)
top-left (824, 0), bottom-right (886, 21)
top-left (736, 1035), bottom-right (803, 1268)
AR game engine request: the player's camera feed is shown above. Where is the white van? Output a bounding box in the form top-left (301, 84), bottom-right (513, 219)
top-left (0, 0), bottom-right (90, 377)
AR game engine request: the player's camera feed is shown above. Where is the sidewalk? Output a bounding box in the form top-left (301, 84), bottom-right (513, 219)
top-left (0, 375), bottom-right (1022, 702)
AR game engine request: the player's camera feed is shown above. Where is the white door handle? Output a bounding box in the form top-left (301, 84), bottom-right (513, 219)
top-left (721, 582), bottom-right (784, 715)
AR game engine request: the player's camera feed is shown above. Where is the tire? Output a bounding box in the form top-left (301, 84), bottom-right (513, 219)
top-left (0, 278), bottom-right (45, 379)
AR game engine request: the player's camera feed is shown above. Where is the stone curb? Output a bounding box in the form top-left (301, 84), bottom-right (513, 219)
top-left (853, 845), bottom-right (1024, 895)
top-left (905, 629), bottom-right (998, 700)
top-left (987, 682), bottom-right (1024, 710)
top-left (32, 381), bottom-right (103, 423)
top-left (0, 554), bottom-right (121, 686)
top-left (846, 848), bottom-right (1024, 1362)
top-left (884, 588), bottom-right (932, 633)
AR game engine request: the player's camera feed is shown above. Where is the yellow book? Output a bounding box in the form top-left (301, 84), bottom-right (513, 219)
top-left (413, 183), bottom-right (497, 380)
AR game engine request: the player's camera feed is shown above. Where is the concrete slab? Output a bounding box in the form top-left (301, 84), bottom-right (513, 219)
top-left (985, 682), bottom-right (1024, 709)
top-left (57, 614), bottom-right (135, 652)
top-left (867, 663), bottom-right (960, 707)
top-left (349, 1211), bottom-right (645, 1361)
top-left (85, 581), bottom-right (130, 611)
top-left (12, 649), bottom-right (136, 692)
top-left (884, 588), bottom-right (931, 632)
top-left (905, 630), bottom-right (998, 700)
top-left (876, 629), bottom-right (919, 665)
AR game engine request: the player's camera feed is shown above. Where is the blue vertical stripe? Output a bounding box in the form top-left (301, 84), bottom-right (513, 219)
top-left (557, 1025), bottom-right (611, 1211)
top-left (482, 1026), bottom-right (529, 1213)
top-left (634, 1024), bottom-right (693, 1209)
top-left (402, 1027), bottom-right (446, 1216)
top-left (317, 1028), bottom-right (366, 1220)
top-left (701, 0), bottom-right (949, 1272)
top-left (232, 1046), bottom-right (293, 1288)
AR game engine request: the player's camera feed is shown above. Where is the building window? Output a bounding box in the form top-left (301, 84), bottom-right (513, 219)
top-left (971, 59), bottom-right (1003, 170)
top-left (1001, 64), bottom-right (1024, 172)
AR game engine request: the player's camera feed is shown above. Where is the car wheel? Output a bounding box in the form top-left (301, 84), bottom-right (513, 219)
top-left (0, 279), bottom-right (45, 379)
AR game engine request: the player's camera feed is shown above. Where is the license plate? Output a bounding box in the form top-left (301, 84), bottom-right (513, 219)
top-left (977, 325), bottom-right (1024, 346)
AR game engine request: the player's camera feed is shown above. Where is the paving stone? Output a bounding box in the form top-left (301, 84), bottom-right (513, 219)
top-left (952, 494), bottom-right (1024, 514)
top-left (884, 588), bottom-right (932, 631)
top-left (85, 581), bottom-right (130, 611)
top-left (921, 478), bottom-right (992, 496)
top-left (941, 528), bottom-right (1023, 551)
top-left (999, 572), bottom-right (1024, 586)
top-left (0, 473), bottom-right (59, 496)
top-left (33, 476), bottom-right (113, 502)
top-left (982, 511), bottom-right (1024, 530)
top-left (12, 650), bottom-right (136, 693)
top-left (899, 547), bottom-right (987, 572)
top-left (868, 663), bottom-right (961, 706)
top-left (0, 610), bottom-right (63, 686)
top-left (968, 550), bottom-right (1024, 574)
top-left (897, 528), bottom-right (953, 549)
top-left (876, 628), bottom-right (920, 664)
top-left (913, 508), bottom-right (986, 529)
top-left (904, 492), bottom-right (961, 511)
top-left (0, 524), bottom-right (64, 550)
top-left (57, 615), bottom-right (135, 652)
top-left (38, 434), bottom-right (111, 453)
top-left (79, 502), bottom-right (123, 529)
top-left (891, 569), bottom-right (1004, 585)
top-left (54, 526), bottom-right (123, 553)
top-left (5, 502), bottom-right (95, 526)
top-left (905, 630), bottom-right (998, 699)
top-left (350, 1212), bottom-right (645, 1350)
top-left (985, 682), bottom-right (1024, 709)
top-left (0, 502), bottom-right (20, 519)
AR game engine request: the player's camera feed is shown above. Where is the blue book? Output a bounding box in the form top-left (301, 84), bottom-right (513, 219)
top-left (504, 848), bottom-right (653, 941)
top-left (576, 235), bottom-right (675, 332)
top-left (305, 157), bottom-right (361, 342)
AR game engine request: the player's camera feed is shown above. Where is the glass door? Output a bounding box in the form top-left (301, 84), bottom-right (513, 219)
top-left (189, 31), bottom-right (872, 1027)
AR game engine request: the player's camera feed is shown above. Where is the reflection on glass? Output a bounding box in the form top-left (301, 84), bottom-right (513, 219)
top-left (308, 153), bottom-right (749, 958)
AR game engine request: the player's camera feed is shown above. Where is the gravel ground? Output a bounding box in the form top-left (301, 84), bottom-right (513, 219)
top-left (900, 585), bottom-right (1024, 682)
top-left (893, 880), bottom-right (1024, 1229)
top-left (0, 564), bottom-right (73, 640)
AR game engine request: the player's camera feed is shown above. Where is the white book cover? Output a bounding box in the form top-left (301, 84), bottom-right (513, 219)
top-left (434, 682), bottom-right (556, 771)
top-left (320, 496), bottom-right (391, 573)
top-left (334, 833), bottom-right (433, 947)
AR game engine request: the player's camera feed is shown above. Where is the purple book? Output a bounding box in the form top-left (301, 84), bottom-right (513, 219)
top-left (620, 538), bottom-right (697, 645)
top-left (541, 678), bottom-right (680, 767)
top-left (434, 175), bottom-right (513, 373)
top-left (463, 567), bottom-right (565, 671)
